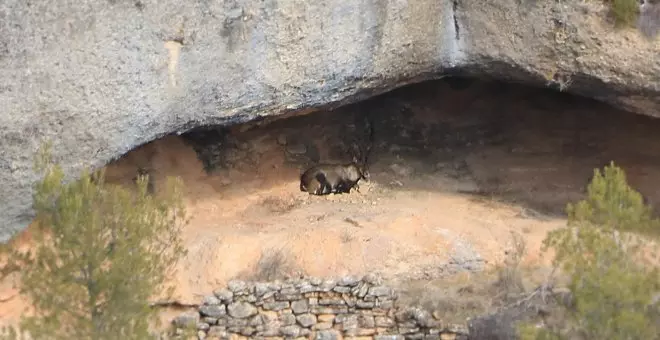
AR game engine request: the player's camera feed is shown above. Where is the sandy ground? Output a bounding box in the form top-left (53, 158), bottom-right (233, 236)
top-left (3, 77), bottom-right (660, 330)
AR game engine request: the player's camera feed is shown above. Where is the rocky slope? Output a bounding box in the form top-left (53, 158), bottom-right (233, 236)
top-left (0, 0), bottom-right (658, 240)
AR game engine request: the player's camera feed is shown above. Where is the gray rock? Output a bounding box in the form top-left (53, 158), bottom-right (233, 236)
top-left (358, 314), bottom-right (375, 328)
top-left (335, 314), bottom-right (359, 331)
top-left (199, 304), bottom-right (226, 318)
top-left (259, 324), bottom-right (281, 337)
top-left (249, 314), bottom-right (266, 327)
top-left (263, 301), bottom-right (290, 311)
top-left (280, 312), bottom-right (297, 326)
top-left (291, 299), bottom-right (310, 314)
top-left (227, 302), bottom-right (258, 319)
top-left (1, 0), bottom-right (660, 242)
top-left (197, 322), bottom-right (210, 331)
top-left (315, 329), bottom-right (341, 340)
top-left (227, 280), bottom-right (249, 294)
top-left (363, 273), bottom-right (383, 285)
top-left (313, 322), bottom-right (333, 330)
top-left (296, 313), bottom-right (317, 327)
top-left (332, 286), bottom-right (352, 294)
top-left (310, 306), bottom-right (349, 314)
top-left (226, 318), bottom-right (248, 328)
top-left (367, 286), bottom-right (392, 297)
top-left (215, 317), bottom-right (228, 327)
top-left (280, 325), bottom-right (301, 337)
top-left (378, 299), bottom-right (395, 309)
top-left (202, 295), bottom-right (221, 305)
top-left (261, 291), bottom-right (277, 300)
top-left (319, 298), bottom-right (345, 306)
top-left (202, 317), bottom-right (218, 325)
top-left (239, 326), bottom-right (256, 336)
top-left (299, 283), bottom-right (318, 293)
top-left (396, 307), bottom-right (435, 327)
top-left (267, 282), bottom-right (283, 291)
top-left (279, 282), bottom-right (295, 291)
top-left (254, 282), bottom-right (272, 298)
top-left (207, 326), bottom-right (227, 338)
top-left (213, 288), bottom-right (234, 303)
top-left (197, 330), bottom-right (207, 340)
top-left (399, 328), bottom-right (421, 335)
top-left (356, 300), bottom-right (375, 309)
top-left (319, 280), bottom-right (337, 292)
top-left (357, 283), bottom-right (370, 298)
top-left (374, 316), bottom-right (395, 328)
top-left (374, 336), bottom-right (405, 340)
top-left (343, 296), bottom-right (357, 307)
top-left (172, 311), bottom-right (199, 328)
top-left (338, 275), bottom-right (361, 286)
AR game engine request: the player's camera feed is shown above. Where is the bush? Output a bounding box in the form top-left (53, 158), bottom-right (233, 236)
top-left (519, 162), bottom-right (660, 340)
top-left (607, 0), bottom-right (641, 27)
top-left (566, 161), bottom-right (658, 235)
top-left (0, 144), bottom-right (189, 340)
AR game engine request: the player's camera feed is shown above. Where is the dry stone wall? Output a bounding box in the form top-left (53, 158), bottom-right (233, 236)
top-left (172, 275), bottom-right (468, 340)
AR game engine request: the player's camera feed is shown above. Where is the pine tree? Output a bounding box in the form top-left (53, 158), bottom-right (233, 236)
top-left (1, 144), bottom-right (188, 340)
top-left (519, 162), bottom-right (660, 340)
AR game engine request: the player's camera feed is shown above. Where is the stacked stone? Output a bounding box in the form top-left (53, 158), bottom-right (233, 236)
top-left (172, 275), bottom-right (468, 340)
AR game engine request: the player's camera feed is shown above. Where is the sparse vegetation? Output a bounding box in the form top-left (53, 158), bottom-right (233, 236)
top-left (242, 248), bottom-right (302, 281)
top-left (518, 162), bottom-right (660, 340)
top-left (0, 144), bottom-right (189, 340)
top-left (340, 228), bottom-right (355, 243)
top-left (607, 0), bottom-right (641, 27)
top-left (397, 232), bottom-right (541, 329)
top-left (259, 196), bottom-right (301, 214)
top-left (493, 231), bottom-right (528, 302)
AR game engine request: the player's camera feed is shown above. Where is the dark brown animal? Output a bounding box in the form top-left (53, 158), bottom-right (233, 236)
top-left (300, 111), bottom-right (374, 196)
top-left (300, 162), bottom-right (369, 195)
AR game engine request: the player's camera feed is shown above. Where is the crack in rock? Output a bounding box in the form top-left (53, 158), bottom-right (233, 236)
top-left (452, 0), bottom-right (461, 41)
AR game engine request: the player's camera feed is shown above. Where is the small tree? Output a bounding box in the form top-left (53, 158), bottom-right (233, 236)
top-left (519, 162), bottom-right (660, 340)
top-left (1, 144), bottom-right (188, 340)
top-left (607, 0), bottom-right (641, 28)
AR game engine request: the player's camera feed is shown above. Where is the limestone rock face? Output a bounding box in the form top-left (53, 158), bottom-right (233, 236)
top-left (0, 0), bottom-right (658, 240)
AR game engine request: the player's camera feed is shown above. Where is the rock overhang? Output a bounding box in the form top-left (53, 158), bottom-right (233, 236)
top-left (0, 0), bottom-right (658, 241)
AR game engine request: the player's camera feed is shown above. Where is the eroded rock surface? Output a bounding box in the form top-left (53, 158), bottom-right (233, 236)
top-left (0, 0), bottom-right (658, 241)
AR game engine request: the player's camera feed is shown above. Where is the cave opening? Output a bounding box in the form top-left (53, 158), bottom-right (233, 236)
top-left (120, 75), bottom-right (660, 217)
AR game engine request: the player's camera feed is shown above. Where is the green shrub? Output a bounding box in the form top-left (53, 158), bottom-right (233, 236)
top-left (566, 161), bottom-right (658, 235)
top-left (519, 162), bottom-right (660, 340)
top-left (0, 144), bottom-right (189, 340)
top-left (607, 0), bottom-right (641, 27)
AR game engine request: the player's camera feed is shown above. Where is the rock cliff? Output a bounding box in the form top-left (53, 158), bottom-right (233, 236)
top-left (0, 0), bottom-right (658, 241)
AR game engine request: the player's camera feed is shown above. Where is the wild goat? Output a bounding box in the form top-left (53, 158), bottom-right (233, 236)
top-left (299, 111), bottom-right (374, 196)
top-left (299, 162), bottom-right (369, 195)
